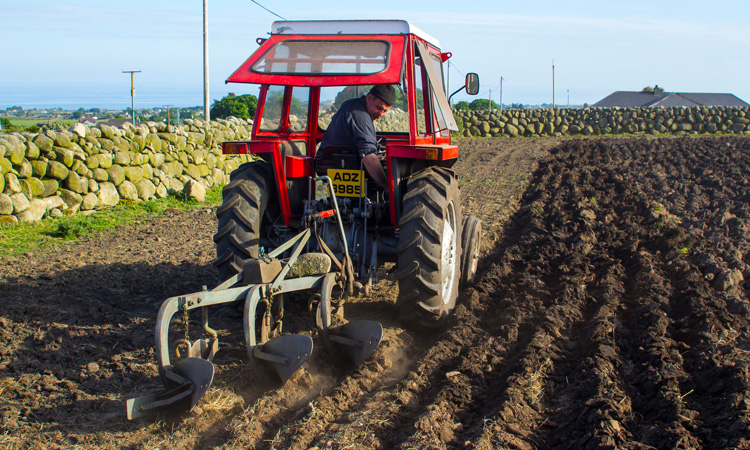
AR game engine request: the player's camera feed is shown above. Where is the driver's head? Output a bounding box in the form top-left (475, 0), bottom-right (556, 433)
top-left (365, 85), bottom-right (395, 120)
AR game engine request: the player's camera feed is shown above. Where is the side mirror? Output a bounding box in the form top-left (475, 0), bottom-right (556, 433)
top-left (448, 72), bottom-right (481, 105)
top-left (465, 73), bottom-right (480, 96)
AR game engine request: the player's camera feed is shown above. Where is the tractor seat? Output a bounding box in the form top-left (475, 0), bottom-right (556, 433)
top-left (279, 140), bottom-right (308, 216)
top-left (314, 146), bottom-right (388, 197)
top-left (314, 145), bottom-right (360, 174)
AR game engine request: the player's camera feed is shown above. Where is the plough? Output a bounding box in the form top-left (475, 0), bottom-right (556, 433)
top-left (126, 176), bottom-right (383, 419)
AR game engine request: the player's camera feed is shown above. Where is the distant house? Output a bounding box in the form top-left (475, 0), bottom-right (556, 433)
top-left (593, 89), bottom-right (749, 108)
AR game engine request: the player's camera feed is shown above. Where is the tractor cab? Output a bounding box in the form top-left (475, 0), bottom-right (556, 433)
top-left (222, 20), bottom-right (478, 228)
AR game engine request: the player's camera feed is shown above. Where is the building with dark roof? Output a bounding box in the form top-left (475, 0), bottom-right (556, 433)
top-left (593, 89), bottom-right (749, 108)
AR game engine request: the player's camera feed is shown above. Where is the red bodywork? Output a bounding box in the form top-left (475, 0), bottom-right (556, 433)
top-left (227, 34), bottom-right (407, 88)
top-left (222, 25), bottom-right (458, 230)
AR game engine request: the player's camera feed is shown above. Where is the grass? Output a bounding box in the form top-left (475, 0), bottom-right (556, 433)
top-left (0, 186), bottom-right (223, 258)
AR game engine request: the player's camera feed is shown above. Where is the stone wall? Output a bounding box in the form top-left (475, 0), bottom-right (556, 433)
top-left (3, 105), bottom-right (749, 226)
top-left (0, 118), bottom-right (255, 226)
top-left (455, 106), bottom-right (750, 138)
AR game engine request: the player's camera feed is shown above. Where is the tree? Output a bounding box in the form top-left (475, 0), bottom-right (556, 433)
top-left (642, 85), bottom-right (664, 94)
top-left (211, 93), bottom-right (258, 120)
top-left (1, 117), bottom-right (13, 131)
top-left (469, 99), bottom-right (500, 111)
top-left (453, 101), bottom-right (471, 111)
top-left (178, 108), bottom-right (197, 120)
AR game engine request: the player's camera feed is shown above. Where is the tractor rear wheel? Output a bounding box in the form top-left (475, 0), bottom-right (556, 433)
top-left (396, 167), bottom-right (461, 328)
top-left (214, 161), bottom-right (274, 282)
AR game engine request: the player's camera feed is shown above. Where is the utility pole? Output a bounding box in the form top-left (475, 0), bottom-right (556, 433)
top-left (500, 77), bottom-right (504, 111)
top-left (203, 0), bottom-right (210, 122)
top-left (489, 88), bottom-right (492, 112)
top-left (165, 105), bottom-right (173, 126)
top-left (446, 61), bottom-right (450, 107)
top-left (552, 59), bottom-right (555, 108)
top-left (567, 89), bottom-right (570, 108)
top-left (122, 69), bottom-right (141, 125)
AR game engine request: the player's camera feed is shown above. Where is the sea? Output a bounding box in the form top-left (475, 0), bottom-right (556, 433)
top-left (0, 85), bottom-right (244, 111)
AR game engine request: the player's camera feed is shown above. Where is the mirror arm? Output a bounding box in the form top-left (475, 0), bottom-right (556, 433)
top-left (448, 85), bottom-right (467, 105)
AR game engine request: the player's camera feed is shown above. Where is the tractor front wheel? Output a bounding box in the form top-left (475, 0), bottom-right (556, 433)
top-left (460, 215), bottom-right (482, 287)
top-left (396, 167), bottom-right (461, 328)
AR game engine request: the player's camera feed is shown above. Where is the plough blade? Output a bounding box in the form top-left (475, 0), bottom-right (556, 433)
top-left (184, 338), bottom-right (219, 361)
top-left (252, 334), bottom-right (313, 384)
top-left (328, 320), bottom-right (383, 365)
top-left (126, 357), bottom-right (215, 420)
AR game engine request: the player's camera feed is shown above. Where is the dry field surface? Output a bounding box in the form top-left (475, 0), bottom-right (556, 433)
top-left (2, 136), bottom-right (749, 449)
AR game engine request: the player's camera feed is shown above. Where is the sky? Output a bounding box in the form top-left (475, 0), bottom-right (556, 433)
top-left (1, 0), bottom-right (749, 110)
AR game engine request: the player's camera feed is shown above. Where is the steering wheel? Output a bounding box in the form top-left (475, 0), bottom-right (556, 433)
top-left (376, 137), bottom-right (387, 155)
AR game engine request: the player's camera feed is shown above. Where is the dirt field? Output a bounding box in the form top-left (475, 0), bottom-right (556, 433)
top-left (2, 135), bottom-right (749, 449)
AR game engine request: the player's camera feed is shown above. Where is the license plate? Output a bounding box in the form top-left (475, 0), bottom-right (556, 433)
top-left (328, 169), bottom-right (365, 198)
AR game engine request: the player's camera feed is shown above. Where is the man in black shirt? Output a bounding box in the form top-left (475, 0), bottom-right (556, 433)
top-left (320, 85), bottom-right (396, 189)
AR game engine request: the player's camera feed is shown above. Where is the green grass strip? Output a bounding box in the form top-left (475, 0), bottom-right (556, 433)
top-left (0, 186), bottom-right (223, 258)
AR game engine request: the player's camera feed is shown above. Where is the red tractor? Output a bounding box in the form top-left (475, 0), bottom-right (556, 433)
top-left (127, 20), bottom-right (481, 420)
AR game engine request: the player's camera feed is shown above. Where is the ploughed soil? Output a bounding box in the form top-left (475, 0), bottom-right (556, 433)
top-left (2, 135), bottom-right (750, 449)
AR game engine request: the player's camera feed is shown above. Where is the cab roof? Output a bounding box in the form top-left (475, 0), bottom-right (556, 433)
top-left (269, 20), bottom-right (440, 48)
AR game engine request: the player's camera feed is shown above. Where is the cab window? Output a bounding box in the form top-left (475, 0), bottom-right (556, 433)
top-left (252, 40), bottom-right (390, 75)
top-left (259, 85), bottom-right (285, 132)
top-left (290, 86), bottom-right (310, 132)
top-left (317, 85), bottom-right (409, 133)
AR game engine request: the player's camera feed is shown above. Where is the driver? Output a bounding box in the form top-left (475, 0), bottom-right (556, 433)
top-left (319, 85), bottom-right (396, 190)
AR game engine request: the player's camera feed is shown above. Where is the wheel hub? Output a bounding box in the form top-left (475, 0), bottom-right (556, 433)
top-left (440, 204), bottom-right (458, 304)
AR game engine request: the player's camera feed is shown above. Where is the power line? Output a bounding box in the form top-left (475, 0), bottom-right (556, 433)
top-left (449, 62), bottom-right (465, 76)
top-left (476, 79), bottom-right (502, 99)
top-left (251, 0), bottom-right (286, 20)
top-left (485, 79), bottom-right (502, 91)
